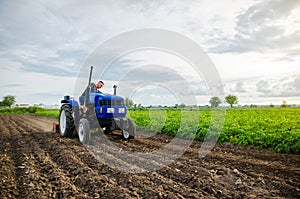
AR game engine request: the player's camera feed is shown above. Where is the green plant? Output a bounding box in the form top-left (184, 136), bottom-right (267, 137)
top-left (129, 108), bottom-right (300, 154)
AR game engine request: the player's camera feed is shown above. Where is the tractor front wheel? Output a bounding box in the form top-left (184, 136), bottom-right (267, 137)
top-left (78, 118), bottom-right (90, 144)
top-left (128, 119), bottom-right (136, 139)
top-left (122, 119), bottom-right (136, 139)
top-left (122, 129), bottom-right (130, 139)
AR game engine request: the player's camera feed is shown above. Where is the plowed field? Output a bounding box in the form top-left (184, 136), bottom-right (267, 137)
top-left (0, 114), bottom-right (299, 198)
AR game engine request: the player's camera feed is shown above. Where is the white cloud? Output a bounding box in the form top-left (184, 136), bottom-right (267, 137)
top-left (0, 0), bottom-right (299, 105)
top-left (231, 81), bottom-right (247, 93)
top-left (0, 66), bottom-right (75, 105)
top-left (294, 75), bottom-right (300, 90)
top-left (256, 80), bottom-right (272, 93)
top-left (210, 0), bottom-right (300, 56)
top-left (255, 74), bottom-right (300, 98)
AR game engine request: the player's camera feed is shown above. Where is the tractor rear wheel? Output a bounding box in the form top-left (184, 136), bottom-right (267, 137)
top-left (59, 105), bottom-right (75, 138)
top-left (78, 118), bottom-right (90, 144)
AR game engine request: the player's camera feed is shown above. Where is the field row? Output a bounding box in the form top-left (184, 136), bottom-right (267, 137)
top-left (129, 108), bottom-right (300, 154)
top-left (0, 114), bottom-right (299, 198)
top-left (1, 107), bottom-right (299, 153)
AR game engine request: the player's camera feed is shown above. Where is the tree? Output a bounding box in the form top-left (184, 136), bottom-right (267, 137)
top-left (209, 96), bottom-right (221, 108)
top-left (178, 103), bottom-right (186, 108)
top-left (125, 97), bottom-right (134, 108)
top-left (281, 100), bottom-right (288, 107)
top-left (0, 95), bottom-right (16, 107)
top-left (225, 94), bottom-right (238, 108)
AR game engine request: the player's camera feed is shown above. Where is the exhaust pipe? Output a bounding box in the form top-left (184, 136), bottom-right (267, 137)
top-left (113, 85), bottom-right (117, 95)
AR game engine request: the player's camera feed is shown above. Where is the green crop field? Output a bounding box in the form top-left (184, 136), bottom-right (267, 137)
top-left (1, 107), bottom-right (299, 153)
top-left (129, 108), bottom-right (300, 154)
top-left (35, 109), bottom-right (60, 118)
top-left (0, 107), bottom-right (60, 118)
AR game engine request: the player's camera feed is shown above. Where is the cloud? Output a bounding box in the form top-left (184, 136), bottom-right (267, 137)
top-left (116, 64), bottom-right (199, 95)
top-left (3, 0), bottom-right (298, 80)
top-left (1, 0), bottom-right (189, 79)
top-left (0, 0), bottom-right (299, 105)
top-left (3, 83), bottom-right (23, 88)
top-left (256, 80), bottom-right (272, 93)
top-left (0, 1), bottom-right (89, 77)
top-left (0, 1), bottom-right (138, 78)
top-left (231, 81), bottom-right (247, 93)
top-left (294, 75), bottom-right (300, 90)
top-left (210, 0), bottom-right (300, 57)
top-left (256, 74), bottom-right (300, 97)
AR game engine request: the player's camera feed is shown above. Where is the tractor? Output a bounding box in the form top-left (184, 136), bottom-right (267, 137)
top-left (58, 66), bottom-right (136, 143)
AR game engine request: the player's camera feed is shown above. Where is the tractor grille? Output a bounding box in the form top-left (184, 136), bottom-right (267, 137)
top-left (100, 100), bottom-right (124, 106)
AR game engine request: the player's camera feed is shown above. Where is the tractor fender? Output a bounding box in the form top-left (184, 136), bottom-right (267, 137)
top-left (60, 98), bottom-right (79, 107)
top-left (113, 118), bottom-right (135, 139)
top-left (113, 118), bottom-right (134, 130)
top-left (113, 118), bottom-right (128, 130)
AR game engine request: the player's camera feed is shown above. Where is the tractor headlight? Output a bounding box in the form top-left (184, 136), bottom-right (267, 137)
top-left (107, 108), bottom-right (115, 113)
top-left (118, 108), bottom-right (125, 113)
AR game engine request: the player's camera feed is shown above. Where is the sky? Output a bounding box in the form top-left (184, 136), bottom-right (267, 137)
top-left (0, 0), bottom-right (299, 106)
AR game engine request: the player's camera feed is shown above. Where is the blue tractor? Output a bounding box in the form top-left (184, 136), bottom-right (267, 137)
top-left (58, 66), bottom-right (136, 143)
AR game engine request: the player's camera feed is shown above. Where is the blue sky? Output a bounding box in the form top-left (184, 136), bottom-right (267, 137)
top-left (0, 0), bottom-right (299, 106)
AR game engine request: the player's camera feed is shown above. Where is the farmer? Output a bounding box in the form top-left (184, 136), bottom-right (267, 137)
top-left (96, 80), bottom-right (104, 92)
top-left (83, 80), bottom-right (104, 113)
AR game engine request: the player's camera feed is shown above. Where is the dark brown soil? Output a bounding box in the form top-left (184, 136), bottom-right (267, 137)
top-left (0, 114), bottom-right (299, 198)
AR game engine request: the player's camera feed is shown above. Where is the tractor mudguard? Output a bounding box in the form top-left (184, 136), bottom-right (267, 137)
top-left (61, 96), bottom-right (79, 107)
top-left (113, 118), bottom-right (128, 130)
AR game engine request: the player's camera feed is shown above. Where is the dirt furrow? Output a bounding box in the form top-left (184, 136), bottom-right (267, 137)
top-left (0, 153), bottom-right (18, 198)
top-left (0, 115), bottom-right (11, 138)
top-left (3, 134), bottom-right (32, 198)
top-left (110, 135), bottom-right (240, 198)
top-left (84, 136), bottom-right (212, 198)
top-left (2, 115), bottom-right (27, 137)
top-left (63, 136), bottom-right (205, 198)
top-left (28, 140), bottom-right (88, 198)
top-left (69, 143), bottom-right (165, 198)
top-left (1, 114), bottom-right (300, 199)
top-left (66, 136), bottom-right (186, 198)
top-left (30, 131), bottom-right (135, 198)
top-left (114, 133), bottom-right (300, 198)
top-left (14, 114), bottom-right (54, 133)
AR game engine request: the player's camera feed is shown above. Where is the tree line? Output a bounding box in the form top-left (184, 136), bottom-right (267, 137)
top-left (125, 95), bottom-right (239, 108)
top-left (210, 95), bottom-right (238, 108)
top-left (0, 95), bottom-right (293, 109)
top-left (0, 95), bottom-right (16, 107)
top-left (209, 95), bottom-right (293, 108)
top-left (126, 95), bottom-right (292, 109)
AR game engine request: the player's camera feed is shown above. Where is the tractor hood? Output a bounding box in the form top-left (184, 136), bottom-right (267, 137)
top-left (79, 92), bottom-right (124, 105)
top-left (94, 92), bottom-right (124, 101)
